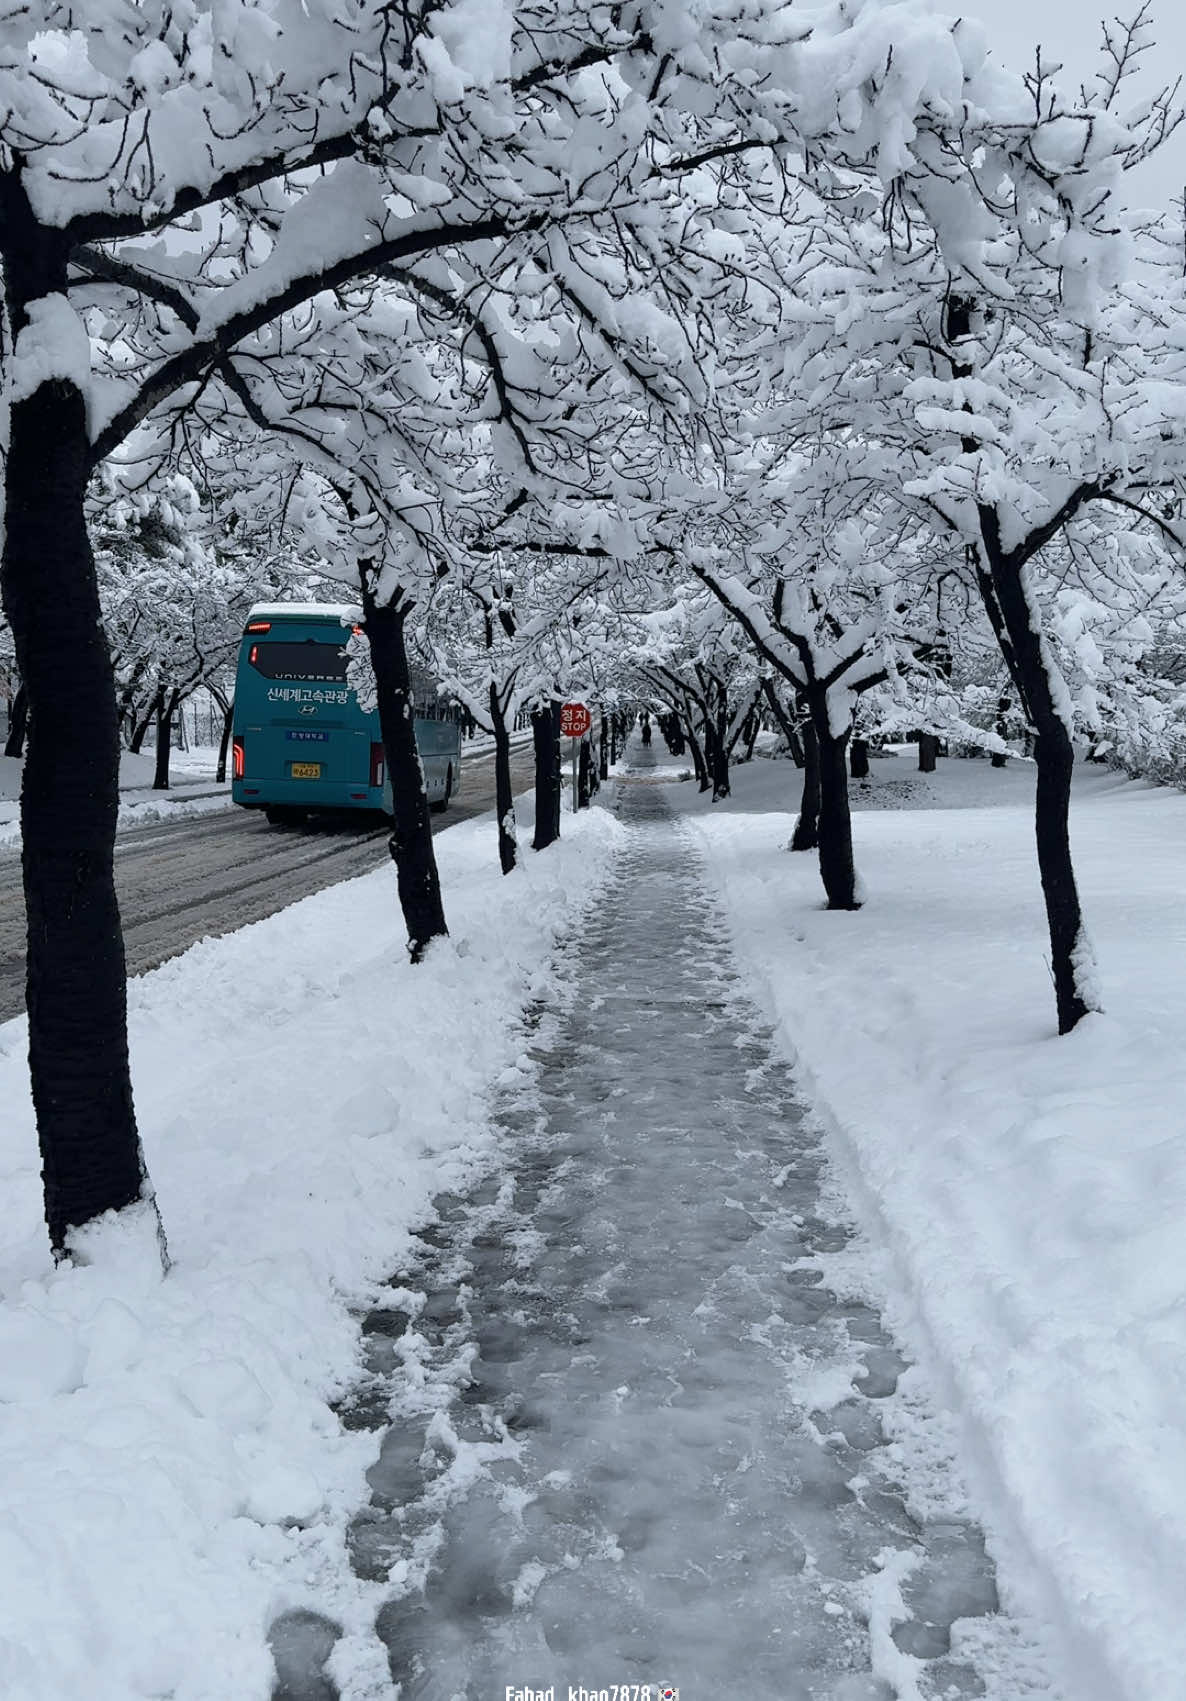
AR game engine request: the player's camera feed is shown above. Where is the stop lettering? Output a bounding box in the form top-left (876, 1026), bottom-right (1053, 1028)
top-left (560, 702), bottom-right (591, 737)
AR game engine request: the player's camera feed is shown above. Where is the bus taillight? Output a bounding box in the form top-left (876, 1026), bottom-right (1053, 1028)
top-left (232, 736), bottom-right (245, 780)
top-left (369, 743), bottom-right (385, 788)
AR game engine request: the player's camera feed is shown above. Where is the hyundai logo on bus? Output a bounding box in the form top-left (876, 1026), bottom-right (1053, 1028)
top-left (560, 702), bottom-right (590, 737)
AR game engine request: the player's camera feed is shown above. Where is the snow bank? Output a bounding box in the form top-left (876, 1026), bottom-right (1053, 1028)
top-left (678, 755), bottom-right (1186, 1701)
top-left (0, 800), bottom-right (623, 1701)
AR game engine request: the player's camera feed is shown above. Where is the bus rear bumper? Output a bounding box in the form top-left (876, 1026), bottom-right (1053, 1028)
top-left (232, 779), bottom-right (387, 814)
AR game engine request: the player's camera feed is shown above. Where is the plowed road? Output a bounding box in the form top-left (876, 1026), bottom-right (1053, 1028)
top-left (0, 743), bottom-right (536, 1024)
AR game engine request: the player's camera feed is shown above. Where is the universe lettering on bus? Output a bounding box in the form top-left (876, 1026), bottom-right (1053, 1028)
top-left (265, 686), bottom-right (350, 705)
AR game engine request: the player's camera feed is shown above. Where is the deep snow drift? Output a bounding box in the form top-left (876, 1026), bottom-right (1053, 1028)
top-left (675, 748), bottom-right (1186, 1701)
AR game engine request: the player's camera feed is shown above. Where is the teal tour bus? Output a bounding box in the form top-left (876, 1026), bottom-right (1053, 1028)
top-left (231, 603), bottom-right (461, 825)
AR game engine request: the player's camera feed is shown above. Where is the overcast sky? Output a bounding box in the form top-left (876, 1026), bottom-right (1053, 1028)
top-left (954, 0), bottom-right (1186, 211)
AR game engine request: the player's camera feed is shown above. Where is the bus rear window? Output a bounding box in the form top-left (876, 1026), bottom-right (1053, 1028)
top-left (248, 640), bottom-right (349, 682)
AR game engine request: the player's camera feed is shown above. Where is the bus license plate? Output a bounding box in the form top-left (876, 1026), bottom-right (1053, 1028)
top-left (291, 762), bottom-right (322, 779)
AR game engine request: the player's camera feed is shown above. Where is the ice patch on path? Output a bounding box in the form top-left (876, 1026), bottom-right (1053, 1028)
top-left (0, 800), bottom-right (624, 1701)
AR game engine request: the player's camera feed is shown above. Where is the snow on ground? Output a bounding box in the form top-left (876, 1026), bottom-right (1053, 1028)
top-left (0, 795), bottom-right (623, 1701)
top-left (672, 747), bottom-right (1186, 1701)
top-left (0, 748), bottom-right (232, 848)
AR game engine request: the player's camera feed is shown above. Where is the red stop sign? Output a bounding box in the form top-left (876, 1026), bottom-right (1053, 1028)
top-left (560, 702), bottom-right (591, 738)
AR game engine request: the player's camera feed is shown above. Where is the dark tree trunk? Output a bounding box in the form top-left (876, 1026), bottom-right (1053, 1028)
top-left (808, 696), bottom-right (859, 908)
top-left (790, 720), bottom-right (821, 852)
top-left (660, 711), bottom-right (685, 756)
top-left (711, 745), bottom-right (730, 799)
top-left (116, 656), bottom-right (150, 748)
top-left (215, 697), bottom-right (235, 784)
top-left (152, 691), bottom-right (179, 790)
top-left (709, 713), bottom-right (731, 800)
top-left (981, 542), bottom-right (1092, 1033)
top-left (918, 733), bottom-right (939, 773)
top-left (1032, 722), bottom-right (1088, 1031)
top-left (578, 736), bottom-right (593, 808)
top-left (702, 715), bottom-right (717, 786)
top-left (361, 589), bottom-right (448, 960)
top-left (608, 712), bottom-right (618, 769)
top-left (598, 713), bottom-right (609, 781)
top-left (703, 685), bottom-right (730, 800)
top-left (129, 688), bottom-right (162, 755)
top-left (4, 682), bottom-right (28, 758)
top-left (490, 682), bottom-right (517, 875)
top-left (991, 695), bottom-right (1010, 767)
top-left (684, 717), bottom-right (710, 792)
top-left (742, 708), bottom-right (761, 763)
top-left (532, 702), bottom-right (562, 851)
top-left (761, 678), bottom-right (803, 767)
top-left (850, 738), bottom-right (870, 780)
top-left (0, 343), bottom-right (153, 1252)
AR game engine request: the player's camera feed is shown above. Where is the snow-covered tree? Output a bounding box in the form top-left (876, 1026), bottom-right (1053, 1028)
top-left (683, 495), bottom-right (948, 905)
top-left (92, 489), bottom-right (259, 784)
top-left (0, 0), bottom-right (787, 1248)
top-left (1, 0), bottom-right (1162, 1248)
top-left (718, 14), bottom-right (1186, 1027)
top-left (428, 544), bottom-right (620, 870)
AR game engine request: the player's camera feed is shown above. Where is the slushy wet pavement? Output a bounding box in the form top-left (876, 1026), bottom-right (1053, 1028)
top-left (277, 763), bottom-right (1053, 1701)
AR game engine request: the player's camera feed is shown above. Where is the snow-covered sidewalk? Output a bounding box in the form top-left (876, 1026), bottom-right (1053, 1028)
top-left (279, 763), bottom-right (1058, 1701)
top-left (675, 749), bottom-right (1186, 1701)
top-left (0, 799), bottom-right (621, 1701)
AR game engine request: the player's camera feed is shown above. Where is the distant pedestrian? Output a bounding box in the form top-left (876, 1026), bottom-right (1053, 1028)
top-left (641, 714), bottom-right (652, 747)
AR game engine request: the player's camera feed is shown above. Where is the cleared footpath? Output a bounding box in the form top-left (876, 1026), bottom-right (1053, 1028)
top-left (272, 758), bottom-right (1053, 1701)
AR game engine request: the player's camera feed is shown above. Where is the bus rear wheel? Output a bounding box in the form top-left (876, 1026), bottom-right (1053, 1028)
top-left (431, 767), bottom-right (453, 814)
top-left (264, 806), bottom-right (306, 828)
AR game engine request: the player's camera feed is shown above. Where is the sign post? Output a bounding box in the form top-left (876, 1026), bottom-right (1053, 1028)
top-left (560, 702), bottom-right (592, 812)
